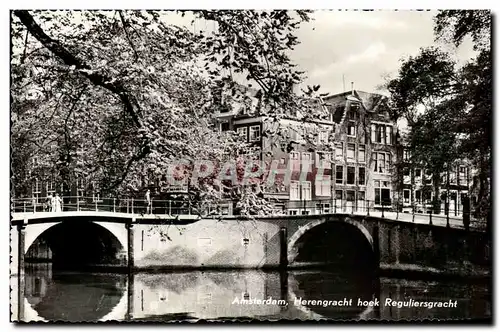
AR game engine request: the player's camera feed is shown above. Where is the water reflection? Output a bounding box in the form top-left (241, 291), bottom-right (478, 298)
top-left (13, 264), bottom-right (491, 322)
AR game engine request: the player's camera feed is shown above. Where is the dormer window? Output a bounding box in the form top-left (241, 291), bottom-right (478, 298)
top-left (347, 110), bottom-right (356, 120)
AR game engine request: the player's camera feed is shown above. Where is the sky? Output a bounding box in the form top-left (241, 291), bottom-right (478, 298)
top-left (167, 10), bottom-right (478, 97)
top-left (291, 10), bottom-right (477, 96)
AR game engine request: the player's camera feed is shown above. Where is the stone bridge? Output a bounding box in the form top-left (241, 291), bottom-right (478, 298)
top-left (10, 211), bottom-right (491, 278)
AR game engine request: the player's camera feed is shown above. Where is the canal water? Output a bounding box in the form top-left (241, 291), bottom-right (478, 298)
top-left (11, 264), bottom-right (491, 322)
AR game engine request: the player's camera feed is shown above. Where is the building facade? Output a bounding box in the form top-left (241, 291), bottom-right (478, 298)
top-left (216, 88), bottom-right (399, 215)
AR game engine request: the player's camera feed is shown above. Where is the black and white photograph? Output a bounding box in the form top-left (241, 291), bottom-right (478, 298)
top-left (8, 8), bottom-right (492, 323)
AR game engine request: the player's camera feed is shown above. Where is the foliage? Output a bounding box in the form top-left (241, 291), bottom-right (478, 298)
top-left (387, 10), bottom-right (491, 220)
top-left (11, 10), bottom-right (323, 219)
top-left (434, 10), bottom-right (491, 51)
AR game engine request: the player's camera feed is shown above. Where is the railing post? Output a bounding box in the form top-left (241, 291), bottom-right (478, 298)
top-left (131, 198), bottom-right (134, 214)
top-left (113, 198), bottom-right (116, 213)
top-left (381, 201), bottom-right (385, 218)
top-left (429, 209), bottom-right (433, 225)
top-left (188, 200), bottom-right (191, 215)
top-left (334, 198), bottom-right (337, 214)
top-left (95, 199), bottom-right (98, 212)
top-left (168, 200), bottom-right (171, 215)
top-left (23, 201), bottom-right (26, 213)
top-left (367, 202), bottom-right (370, 216)
top-left (396, 201), bottom-right (399, 220)
top-left (351, 202), bottom-right (354, 214)
top-left (77, 198), bottom-right (80, 212)
top-left (127, 199), bottom-right (129, 214)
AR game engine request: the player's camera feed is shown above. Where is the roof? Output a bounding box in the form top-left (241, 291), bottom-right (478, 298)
top-left (324, 90), bottom-right (389, 113)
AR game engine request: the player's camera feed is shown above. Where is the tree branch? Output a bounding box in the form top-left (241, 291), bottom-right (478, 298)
top-left (118, 11), bottom-right (139, 61)
top-left (14, 10), bottom-right (142, 128)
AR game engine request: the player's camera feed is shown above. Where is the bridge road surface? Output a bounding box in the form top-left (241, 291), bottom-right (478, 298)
top-left (11, 209), bottom-right (472, 230)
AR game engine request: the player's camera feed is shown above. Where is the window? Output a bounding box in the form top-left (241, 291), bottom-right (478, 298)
top-left (374, 180), bottom-right (391, 206)
top-left (301, 152), bottom-right (312, 172)
top-left (371, 123), bottom-right (393, 145)
top-left (290, 181), bottom-right (299, 201)
top-left (377, 126), bottom-right (384, 143)
top-left (335, 190), bottom-right (343, 200)
top-left (318, 131), bottom-right (329, 144)
top-left (33, 179), bottom-right (41, 193)
top-left (347, 166), bottom-right (355, 185)
top-left (403, 189), bottom-right (410, 204)
top-left (32, 179), bottom-right (41, 204)
top-left (92, 182), bottom-right (102, 202)
top-left (290, 152), bottom-right (300, 171)
top-left (385, 154), bottom-right (391, 173)
top-left (335, 142), bottom-right (343, 159)
top-left (423, 191), bottom-right (432, 203)
top-left (290, 181), bottom-right (311, 201)
top-left (301, 182), bottom-right (311, 201)
top-left (378, 153), bottom-right (386, 173)
top-left (347, 143), bottom-right (355, 161)
top-left (358, 167), bottom-right (365, 186)
top-left (220, 122), bottom-right (230, 132)
top-left (347, 122), bottom-right (356, 137)
top-left (316, 152), bottom-right (331, 169)
top-left (358, 145), bottom-right (365, 162)
top-left (47, 181), bottom-right (55, 193)
top-left (403, 167), bottom-right (410, 176)
top-left (249, 125), bottom-right (261, 141)
top-left (236, 127), bottom-right (248, 141)
top-left (415, 169), bottom-right (422, 177)
top-left (335, 165), bottom-right (344, 184)
top-left (347, 110), bottom-right (356, 120)
top-left (385, 126), bottom-right (392, 145)
top-left (315, 203), bottom-right (331, 214)
top-left (459, 166), bottom-right (467, 182)
top-left (358, 191), bottom-right (365, 201)
top-left (302, 152), bottom-right (312, 161)
top-left (416, 190), bottom-right (422, 203)
top-left (77, 178), bottom-right (85, 200)
top-left (290, 125), bottom-right (305, 142)
top-left (403, 149), bottom-right (411, 161)
top-left (373, 152), bottom-right (391, 174)
top-left (346, 190), bottom-right (355, 202)
top-left (450, 170), bottom-right (457, 184)
top-left (315, 179), bottom-right (331, 197)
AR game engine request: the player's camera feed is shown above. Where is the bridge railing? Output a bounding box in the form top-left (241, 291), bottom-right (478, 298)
top-left (11, 196), bottom-right (479, 229)
top-left (10, 196), bottom-right (232, 217)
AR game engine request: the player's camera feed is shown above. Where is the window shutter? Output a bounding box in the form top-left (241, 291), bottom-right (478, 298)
top-left (371, 124), bottom-right (376, 142)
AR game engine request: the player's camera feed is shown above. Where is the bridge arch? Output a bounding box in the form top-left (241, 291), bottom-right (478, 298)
top-left (25, 220), bottom-right (127, 269)
top-left (287, 216), bottom-right (374, 266)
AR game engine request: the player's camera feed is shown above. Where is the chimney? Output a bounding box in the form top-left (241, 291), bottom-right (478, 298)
top-left (351, 82), bottom-right (354, 96)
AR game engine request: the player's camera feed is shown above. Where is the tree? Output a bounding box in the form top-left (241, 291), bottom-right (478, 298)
top-left (386, 47), bottom-right (459, 213)
top-left (11, 10), bottom-right (322, 218)
top-left (434, 10), bottom-right (492, 223)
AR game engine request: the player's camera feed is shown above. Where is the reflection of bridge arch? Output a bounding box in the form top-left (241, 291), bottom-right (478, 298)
top-left (23, 270), bottom-right (127, 321)
top-left (287, 216), bottom-right (374, 264)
